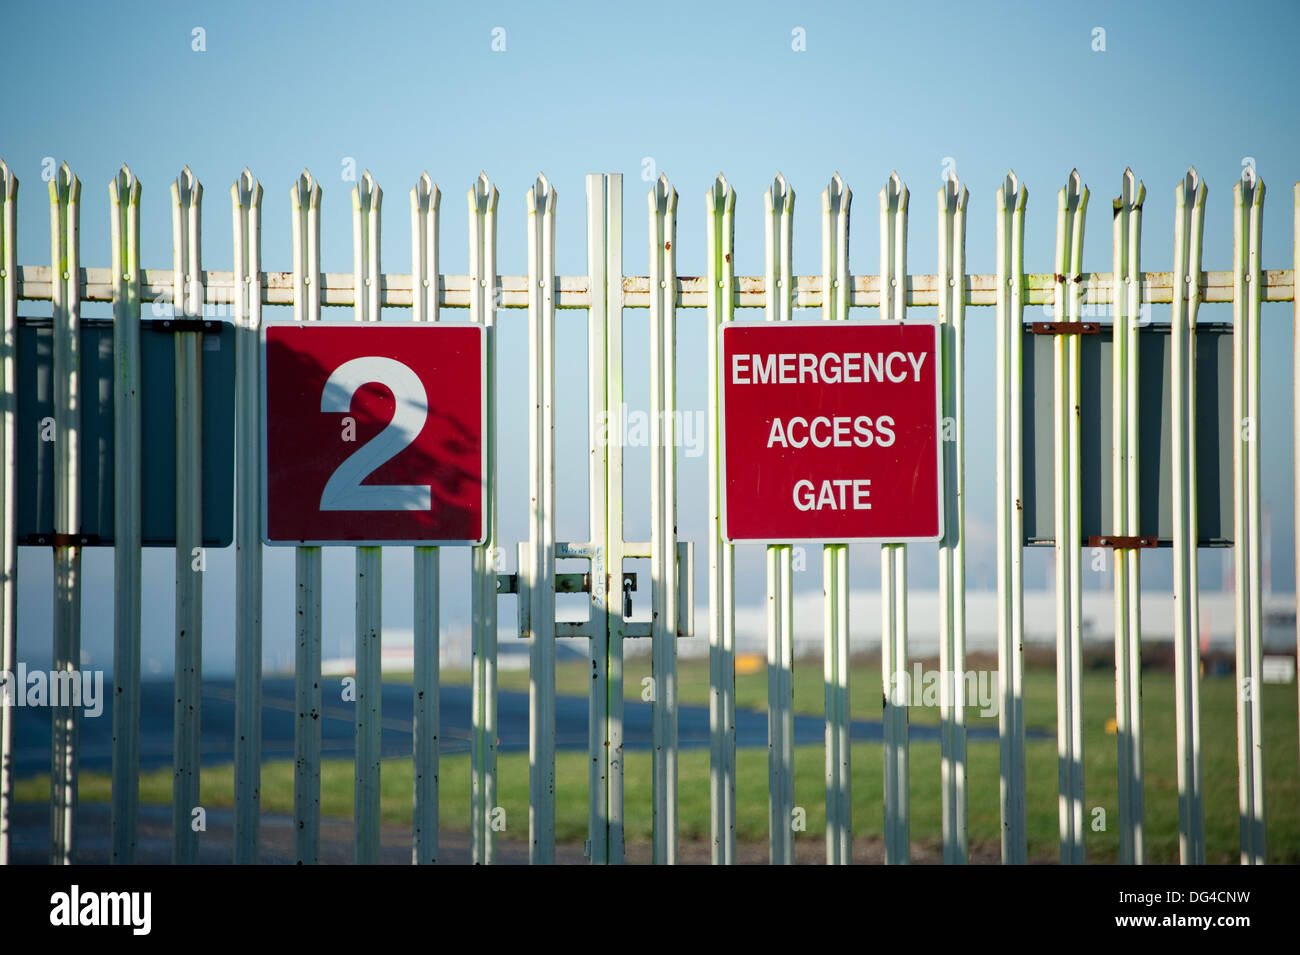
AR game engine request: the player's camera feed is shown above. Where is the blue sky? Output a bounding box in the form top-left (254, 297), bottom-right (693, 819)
top-left (4, 0), bottom-right (1298, 674)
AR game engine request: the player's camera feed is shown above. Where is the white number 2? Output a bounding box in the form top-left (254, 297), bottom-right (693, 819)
top-left (320, 356), bottom-right (432, 511)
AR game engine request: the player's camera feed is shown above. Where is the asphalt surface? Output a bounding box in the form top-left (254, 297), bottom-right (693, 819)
top-left (12, 677), bottom-right (1018, 777)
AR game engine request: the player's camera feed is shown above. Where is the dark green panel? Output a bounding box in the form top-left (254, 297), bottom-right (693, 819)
top-left (16, 317), bottom-right (235, 547)
top-left (1022, 323), bottom-right (1233, 547)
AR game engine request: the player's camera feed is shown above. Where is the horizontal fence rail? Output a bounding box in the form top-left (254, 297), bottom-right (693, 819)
top-left (11, 266), bottom-right (1295, 309)
top-left (0, 161), bottom-right (1296, 867)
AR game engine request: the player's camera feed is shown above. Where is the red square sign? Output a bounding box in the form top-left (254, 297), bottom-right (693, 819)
top-left (262, 322), bottom-right (486, 545)
top-left (720, 320), bottom-right (942, 543)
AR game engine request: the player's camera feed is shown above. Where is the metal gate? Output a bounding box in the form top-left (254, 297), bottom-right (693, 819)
top-left (0, 162), bottom-right (1294, 864)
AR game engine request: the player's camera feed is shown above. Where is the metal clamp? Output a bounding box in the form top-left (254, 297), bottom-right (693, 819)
top-left (22, 532), bottom-right (101, 547)
top-left (146, 318), bottom-right (220, 333)
top-left (1030, 321), bottom-right (1101, 334)
top-left (1088, 535), bottom-right (1158, 548)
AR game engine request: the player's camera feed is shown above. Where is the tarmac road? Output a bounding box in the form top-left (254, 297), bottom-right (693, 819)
top-left (12, 676), bottom-right (1015, 777)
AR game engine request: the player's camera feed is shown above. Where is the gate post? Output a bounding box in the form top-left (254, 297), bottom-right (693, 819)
top-left (526, 174), bottom-right (558, 864)
top-left (648, 175), bottom-right (679, 865)
top-left (586, 173), bottom-right (625, 865)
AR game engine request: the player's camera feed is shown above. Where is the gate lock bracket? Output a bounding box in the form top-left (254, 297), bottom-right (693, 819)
top-left (498, 540), bottom-right (693, 640)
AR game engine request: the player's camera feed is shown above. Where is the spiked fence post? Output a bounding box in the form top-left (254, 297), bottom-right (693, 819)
top-left (1294, 180), bottom-right (1300, 784)
top-left (231, 167), bottom-right (263, 865)
top-left (762, 173), bottom-right (796, 865)
top-left (1170, 168), bottom-right (1207, 864)
top-left (48, 162), bottom-right (83, 866)
top-left (995, 171), bottom-right (1028, 864)
top-left (648, 174), bottom-right (679, 865)
top-left (170, 166), bottom-right (204, 865)
top-left (0, 161), bottom-right (17, 866)
top-left (1111, 169), bottom-right (1146, 864)
top-left (411, 171), bottom-right (441, 865)
top-left (110, 166), bottom-right (143, 865)
top-left (586, 173), bottom-right (625, 866)
top-left (1232, 168), bottom-right (1266, 866)
top-left (937, 171), bottom-right (969, 864)
top-left (706, 173), bottom-right (737, 865)
top-left (290, 170), bottom-right (323, 865)
top-left (469, 172), bottom-right (500, 865)
top-left (879, 171), bottom-right (909, 865)
top-left (351, 170), bottom-right (383, 865)
top-left (1051, 169), bottom-right (1088, 865)
top-left (822, 172), bottom-right (853, 865)
top-left (526, 173), bottom-right (558, 864)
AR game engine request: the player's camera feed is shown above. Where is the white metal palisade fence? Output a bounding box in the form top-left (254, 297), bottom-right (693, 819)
top-left (0, 161), bottom-right (1295, 866)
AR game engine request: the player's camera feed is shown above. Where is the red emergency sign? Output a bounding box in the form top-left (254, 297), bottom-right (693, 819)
top-left (262, 322), bottom-right (486, 545)
top-left (719, 320), bottom-right (942, 543)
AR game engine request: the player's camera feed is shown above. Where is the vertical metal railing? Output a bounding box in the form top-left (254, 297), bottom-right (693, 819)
top-left (822, 173), bottom-right (853, 865)
top-left (879, 172), bottom-right (909, 865)
top-left (763, 174), bottom-right (795, 865)
top-left (289, 171), bottom-right (323, 865)
top-left (231, 167), bottom-right (263, 865)
top-left (586, 173), bottom-right (626, 865)
top-left (410, 171), bottom-right (441, 865)
top-left (937, 172), bottom-right (969, 864)
top-left (1051, 169), bottom-right (1088, 866)
top-left (526, 174), bottom-right (558, 864)
top-left (648, 175), bottom-right (679, 865)
top-left (2, 163), bottom-right (1298, 870)
top-left (1294, 181), bottom-right (1300, 784)
top-left (1111, 169), bottom-right (1146, 864)
top-left (1170, 167), bottom-right (1207, 864)
top-left (49, 163), bottom-right (82, 866)
top-left (994, 171), bottom-right (1027, 864)
top-left (1232, 169), bottom-right (1266, 866)
top-left (170, 167), bottom-right (204, 865)
top-left (0, 161), bottom-right (16, 866)
top-left (468, 172), bottom-right (500, 865)
top-left (706, 173), bottom-right (737, 866)
top-left (351, 171), bottom-right (383, 864)
top-left (110, 166), bottom-right (143, 864)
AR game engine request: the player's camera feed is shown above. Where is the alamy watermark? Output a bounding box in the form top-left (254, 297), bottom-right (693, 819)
top-left (597, 404), bottom-right (705, 458)
top-left (886, 663), bottom-right (997, 717)
top-left (0, 664), bottom-right (104, 717)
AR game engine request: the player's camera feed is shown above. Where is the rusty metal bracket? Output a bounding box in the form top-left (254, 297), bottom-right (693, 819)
top-left (22, 532), bottom-right (102, 547)
top-left (146, 318), bottom-right (220, 333)
top-left (1030, 321), bottom-right (1102, 335)
top-left (1088, 534), bottom-right (1158, 549)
